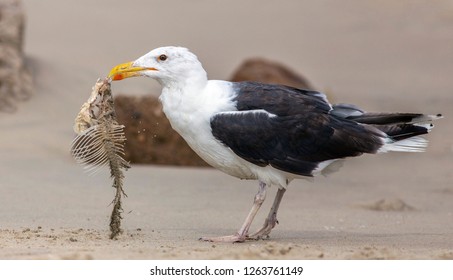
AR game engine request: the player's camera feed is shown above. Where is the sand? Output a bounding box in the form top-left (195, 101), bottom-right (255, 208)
top-left (0, 0), bottom-right (452, 259)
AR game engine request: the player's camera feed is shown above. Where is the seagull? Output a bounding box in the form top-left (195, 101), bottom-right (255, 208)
top-left (108, 46), bottom-right (441, 242)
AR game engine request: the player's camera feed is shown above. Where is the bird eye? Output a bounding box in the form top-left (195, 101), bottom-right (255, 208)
top-left (158, 54), bottom-right (167, 61)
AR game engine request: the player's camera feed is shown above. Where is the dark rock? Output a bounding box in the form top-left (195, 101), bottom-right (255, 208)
top-left (230, 58), bottom-right (314, 90)
top-left (0, 0), bottom-right (32, 112)
top-left (114, 95), bottom-right (209, 166)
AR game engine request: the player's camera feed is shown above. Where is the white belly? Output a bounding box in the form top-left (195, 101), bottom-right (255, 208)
top-left (172, 115), bottom-right (256, 179)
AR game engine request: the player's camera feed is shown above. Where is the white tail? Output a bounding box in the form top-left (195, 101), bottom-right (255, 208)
top-left (378, 136), bottom-right (428, 153)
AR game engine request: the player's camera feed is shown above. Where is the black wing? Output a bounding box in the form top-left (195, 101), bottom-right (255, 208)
top-left (231, 81), bottom-right (332, 115)
top-left (210, 82), bottom-right (385, 176)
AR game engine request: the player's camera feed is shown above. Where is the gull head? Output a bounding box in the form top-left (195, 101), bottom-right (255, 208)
top-left (109, 46), bottom-right (207, 87)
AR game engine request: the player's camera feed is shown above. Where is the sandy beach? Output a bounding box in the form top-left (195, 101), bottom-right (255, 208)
top-left (0, 0), bottom-right (452, 259)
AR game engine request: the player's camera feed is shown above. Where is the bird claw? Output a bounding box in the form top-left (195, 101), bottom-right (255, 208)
top-left (247, 217), bottom-right (278, 240)
top-left (246, 234), bottom-right (270, 241)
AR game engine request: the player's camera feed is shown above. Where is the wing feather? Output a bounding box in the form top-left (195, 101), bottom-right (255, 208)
top-left (211, 83), bottom-right (385, 176)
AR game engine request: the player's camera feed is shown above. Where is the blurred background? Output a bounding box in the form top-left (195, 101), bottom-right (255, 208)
top-left (0, 0), bottom-right (452, 259)
top-left (21, 0), bottom-right (453, 102)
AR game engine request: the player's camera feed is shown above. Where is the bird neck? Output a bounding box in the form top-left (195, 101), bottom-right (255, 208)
top-left (163, 75), bottom-right (207, 93)
top-left (159, 71), bottom-right (208, 119)
top-left (158, 61), bottom-right (208, 90)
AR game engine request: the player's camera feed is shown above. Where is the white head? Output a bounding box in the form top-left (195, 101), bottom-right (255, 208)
top-left (109, 46), bottom-right (207, 87)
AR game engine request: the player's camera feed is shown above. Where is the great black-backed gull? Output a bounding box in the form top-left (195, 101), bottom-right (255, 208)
top-left (108, 46), bottom-right (441, 242)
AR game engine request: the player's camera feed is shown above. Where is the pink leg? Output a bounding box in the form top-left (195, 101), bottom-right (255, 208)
top-left (248, 187), bottom-right (286, 240)
top-left (200, 181), bottom-right (267, 243)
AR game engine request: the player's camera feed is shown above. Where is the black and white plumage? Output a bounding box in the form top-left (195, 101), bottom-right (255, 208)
top-left (109, 46), bottom-right (441, 242)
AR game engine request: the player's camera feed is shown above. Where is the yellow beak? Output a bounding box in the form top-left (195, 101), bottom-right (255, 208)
top-left (108, 61), bottom-right (156, 81)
